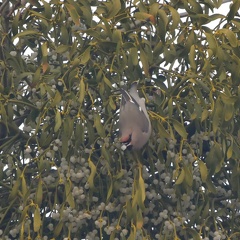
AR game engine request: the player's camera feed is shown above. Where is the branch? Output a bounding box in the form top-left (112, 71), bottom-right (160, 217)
top-left (0, 0), bottom-right (9, 16)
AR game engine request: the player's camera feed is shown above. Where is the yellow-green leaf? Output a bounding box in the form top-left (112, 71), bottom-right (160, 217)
top-left (130, 47), bottom-right (138, 66)
top-left (227, 142), bottom-right (233, 159)
top-left (136, 209), bottom-right (143, 229)
top-left (65, 180), bottom-right (75, 208)
top-left (201, 109), bottom-right (209, 122)
top-left (139, 173), bottom-right (146, 205)
top-left (21, 175), bottom-right (28, 197)
top-left (9, 178), bottom-right (20, 200)
top-left (34, 207), bottom-right (41, 232)
top-left (88, 158), bottom-right (96, 189)
top-left (107, 179), bottom-right (113, 201)
top-left (80, 46), bottom-right (91, 64)
top-left (51, 90), bottom-right (62, 107)
top-left (127, 225), bottom-right (136, 240)
top-left (103, 76), bottom-right (112, 88)
top-left (79, 78), bottom-right (85, 104)
top-left (109, 96), bottom-right (116, 110)
top-left (54, 221), bottom-right (63, 237)
top-left (175, 168), bottom-right (185, 185)
top-left (134, 12), bottom-right (154, 21)
top-left (41, 42), bottom-right (48, 57)
top-left (54, 110), bottom-right (62, 132)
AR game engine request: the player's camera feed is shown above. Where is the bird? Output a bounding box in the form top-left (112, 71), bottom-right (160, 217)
top-left (119, 82), bottom-right (151, 150)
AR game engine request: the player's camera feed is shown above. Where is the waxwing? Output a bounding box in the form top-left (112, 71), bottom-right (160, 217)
top-left (119, 82), bottom-right (151, 150)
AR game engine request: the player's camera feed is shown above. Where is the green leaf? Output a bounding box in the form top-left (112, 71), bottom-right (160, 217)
top-left (189, 45), bottom-right (196, 71)
top-left (185, 228), bottom-right (201, 240)
top-left (33, 66), bottom-right (41, 86)
top-left (59, 25), bottom-right (70, 45)
top-left (12, 30), bottom-right (42, 41)
top-left (9, 177), bottom-right (21, 200)
top-left (80, 46), bottom-right (91, 64)
top-left (199, 160), bottom-right (208, 183)
top-left (168, 97), bottom-right (173, 117)
top-left (107, 0), bottom-right (121, 18)
top-left (54, 110), bottom-right (62, 132)
top-left (206, 143), bottom-right (223, 174)
top-left (218, 29), bottom-right (238, 47)
top-left (205, 32), bottom-right (218, 55)
top-left (65, 180), bottom-right (75, 208)
top-left (227, 0), bottom-right (240, 21)
top-left (112, 29), bottom-right (122, 43)
top-left (140, 47), bottom-right (149, 76)
top-left (168, 6), bottom-right (180, 31)
top-left (12, 11), bottom-right (20, 36)
top-left (103, 76), bottom-right (112, 88)
top-left (157, 9), bottom-right (168, 43)
top-left (35, 178), bottom-right (43, 206)
top-left (220, 93), bottom-right (238, 104)
top-left (157, 121), bottom-right (171, 139)
top-left (158, 9), bottom-right (168, 28)
top-left (183, 165), bottom-right (193, 187)
top-left (54, 221), bottom-right (63, 237)
top-left (109, 96), bottom-right (116, 110)
top-left (223, 103), bottom-right (234, 121)
top-left (206, 177), bottom-right (216, 193)
top-left (80, 5), bottom-right (92, 26)
top-left (56, 45), bottom-right (69, 54)
top-left (65, 3), bottom-right (80, 25)
top-left (201, 109), bottom-right (209, 122)
top-left (94, 113), bottom-right (105, 138)
top-left (212, 97), bottom-right (222, 133)
top-left (43, 0), bottom-right (52, 19)
top-left (172, 119), bottom-right (188, 139)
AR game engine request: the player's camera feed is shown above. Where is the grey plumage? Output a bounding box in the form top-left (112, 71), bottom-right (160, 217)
top-left (119, 82), bottom-right (151, 150)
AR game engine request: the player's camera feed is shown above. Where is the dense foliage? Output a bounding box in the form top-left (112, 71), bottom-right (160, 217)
top-left (0, 0), bottom-right (240, 239)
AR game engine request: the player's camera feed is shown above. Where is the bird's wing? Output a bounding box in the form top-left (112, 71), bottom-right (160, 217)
top-left (120, 88), bottom-right (149, 133)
